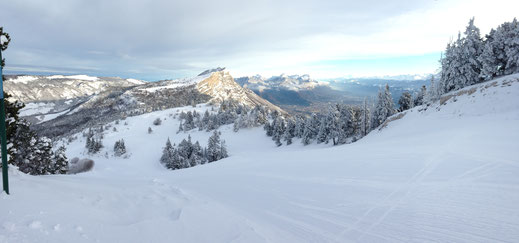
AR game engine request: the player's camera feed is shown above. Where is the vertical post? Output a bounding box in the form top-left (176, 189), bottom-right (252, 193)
top-left (0, 48), bottom-right (9, 194)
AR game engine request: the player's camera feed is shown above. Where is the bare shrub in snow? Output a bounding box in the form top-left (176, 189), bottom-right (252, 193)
top-left (68, 157), bottom-right (95, 174)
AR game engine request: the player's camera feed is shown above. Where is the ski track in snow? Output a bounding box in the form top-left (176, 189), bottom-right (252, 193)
top-left (1, 75), bottom-right (519, 242)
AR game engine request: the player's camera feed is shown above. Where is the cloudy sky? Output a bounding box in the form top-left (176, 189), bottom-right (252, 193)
top-left (1, 0), bottom-right (518, 81)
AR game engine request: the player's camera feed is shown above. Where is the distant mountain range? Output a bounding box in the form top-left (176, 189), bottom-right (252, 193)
top-left (235, 73), bottom-right (430, 114)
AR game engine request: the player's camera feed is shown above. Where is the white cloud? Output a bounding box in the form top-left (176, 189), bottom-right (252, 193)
top-left (0, 0), bottom-right (517, 80)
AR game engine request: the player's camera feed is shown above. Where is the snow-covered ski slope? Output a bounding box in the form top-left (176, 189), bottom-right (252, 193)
top-left (1, 74), bottom-right (519, 242)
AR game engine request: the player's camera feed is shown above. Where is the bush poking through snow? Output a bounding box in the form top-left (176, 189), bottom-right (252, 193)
top-left (153, 118), bottom-right (162, 126)
top-left (68, 157), bottom-right (95, 174)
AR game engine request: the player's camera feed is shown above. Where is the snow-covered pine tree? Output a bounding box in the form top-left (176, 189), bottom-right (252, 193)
top-left (272, 116), bottom-right (285, 146)
top-left (264, 121), bottom-right (273, 137)
top-left (52, 145), bottom-right (68, 174)
top-left (479, 28), bottom-right (506, 80)
top-left (414, 85), bottom-right (426, 106)
top-left (371, 84), bottom-right (395, 129)
top-left (190, 141), bottom-right (205, 166)
top-left (183, 111), bottom-right (194, 131)
top-left (482, 18), bottom-right (519, 78)
top-left (440, 39), bottom-right (459, 93)
top-left (347, 106), bottom-right (362, 139)
top-left (504, 18), bottom-right (519, 75)
top-left (177, 120), bottom-right (183, 133)
top-left (458, 18), bottom-right (484, 87)
top-left (233, 117), bottom-right (240, 132)
top-left (207, 131), bottom-right (224, 162)
top-left (177, 136), bottom-right (193, 168)
top-left (33, 137), bottom-right (54, 175)
top-left (220, 140), bottom-right (228, 159)
top-left (283, 119), bottom-right (295, 145)
top-left (316, 116), bottom-right (329, 144)
top-left (160, 138), bottom-right (176, 169)
top-left (113, 139), bottom-right (127, 157)
top-left (294, 116), bottom-right (305, 138)
top-left (398, 91), bottom-right (413, 112)
top-left (361, 98), bottom-right (371, 137)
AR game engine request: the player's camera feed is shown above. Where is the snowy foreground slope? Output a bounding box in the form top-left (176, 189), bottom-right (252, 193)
top-left (2, 75), bottom-right (519, 242)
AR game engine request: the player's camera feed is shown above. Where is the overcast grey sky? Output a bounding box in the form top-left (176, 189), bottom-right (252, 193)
top-left (1, 0), bottom-right (518, 80)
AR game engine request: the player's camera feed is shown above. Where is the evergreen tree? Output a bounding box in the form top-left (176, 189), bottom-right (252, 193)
top-left (233, 117), bottom-right (240, 132)
top-left (459, 18), bottom-right (484, 87)
top-left (504, 18), bottom-right (519, 75)
top-left (347, 106), bottom-right (362, 139)
top-left (398, 91), bottom-right (413, 112)
top-left (207, 131), bottom-right (225, 162)
top-left (272, 116), bottom-right (285, 146)
top-left (480, 18), bottom-right (519, 79)
top-left (440, 39), bottom-right (460, 93)
top-left (52, 145), bottom-right (68, 174)
top-left (33, 137), bottom-right (54, 175)
top-left (440, 18), bottom-right (484, 93)
top-left (414, 85), bottom-right (426, 106)
top-left (302, 114), bottom-right (318, 145)
top-left (177, 136), bottom-right (193, 168)
top-left (113, 139), bottom-right (127, 157)
top-left (294, 116), bottom-right (305, 138)
top-left (361, 99), bottom-right (371, 137)
top-left (316, 117), bottom-right (329, 144)
top-left (426, 75), bottom-right (441, 103)
top-left (190, 141), bottom-right (205, 166)
top-left (283, 119), bottom-right (295, 145)
top-left (177, 120), bottom-right (183, 133)
top-left (160, 138), bottom-right (176, 169)
top-left (371, 84), bottom-right (395, 129)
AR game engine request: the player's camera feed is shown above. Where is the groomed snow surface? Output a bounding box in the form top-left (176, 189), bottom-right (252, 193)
top-left (1, 75), bottom-right (519, 242)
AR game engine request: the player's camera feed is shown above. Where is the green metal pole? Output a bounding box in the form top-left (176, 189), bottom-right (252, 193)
top-left (0, 48), bottom-right (9, 194)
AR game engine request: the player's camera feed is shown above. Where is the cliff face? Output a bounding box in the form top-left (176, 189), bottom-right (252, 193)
top-left (197, 71), bottom-right (285, 113)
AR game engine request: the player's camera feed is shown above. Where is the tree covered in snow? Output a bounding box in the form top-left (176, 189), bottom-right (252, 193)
top-left (425, 75), bottom-right (441, 103)
top-left (177, 100), bottom-right (272, 134)
top-left (207, 130), bottom-right (228, 162)
top-left (85, 128), bottom-right (103, 154)
top-left (271, 116), bottom-right (285, 146)
top-left (52, 145), bottom-right (68, 174)
top-left (160, 138), bottom-right (178, 170)
top-left (398, 91), bottom-right (413, 112)
top-left (479, 18), bottom-right (519, 80)
top-left (160, 132), bottom-right (227, 171)
top-left (414, 85), bottom-right (426, 106)
top-left (439, 18), bottom-right (519, 94)
top-left (371, 84), bottom-right (395, 129)
top-left (113, 139), bottom-right (127, 157)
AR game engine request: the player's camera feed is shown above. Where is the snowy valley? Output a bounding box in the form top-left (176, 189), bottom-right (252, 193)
top-left (1, 73), bottom-right (519, 242)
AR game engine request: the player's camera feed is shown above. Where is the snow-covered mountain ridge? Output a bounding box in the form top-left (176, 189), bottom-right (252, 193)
top-left (4, 75), bottom-right (145, 103)
top-left (1, 74), bottom-right (518, 242)
top-left (11, 70), bottom-right (283, 137)
top-left (236, 73), bottom-right (328, 92)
